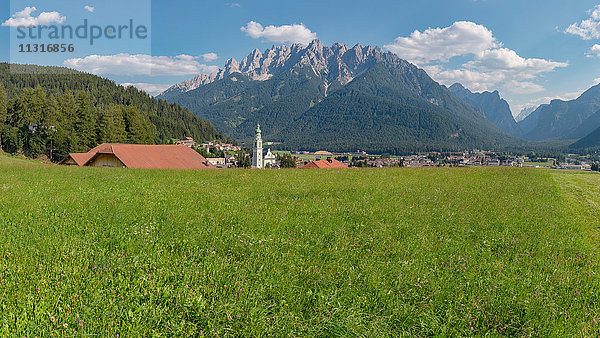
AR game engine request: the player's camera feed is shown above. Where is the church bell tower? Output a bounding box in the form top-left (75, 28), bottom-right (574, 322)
top-left (252, 123), bottom-right (263, 169)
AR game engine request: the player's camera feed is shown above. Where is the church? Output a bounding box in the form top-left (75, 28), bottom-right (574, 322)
top-left (252, 124), bottom-right (278, 169)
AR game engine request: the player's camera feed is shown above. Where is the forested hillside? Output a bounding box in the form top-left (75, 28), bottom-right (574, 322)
top-left (163, 42), bottom-right (517, 153)
top-left (0, 64), bottom-right (232, 161)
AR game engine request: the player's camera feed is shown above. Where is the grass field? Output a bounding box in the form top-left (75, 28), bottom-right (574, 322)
top-left (1, 155), bottom-right (600, 335)
top-left (522, 162), bottom-right (554, 167)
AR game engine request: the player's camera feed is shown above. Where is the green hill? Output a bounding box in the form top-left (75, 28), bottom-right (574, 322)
top-left (0, 63), bottom-right (231, 161)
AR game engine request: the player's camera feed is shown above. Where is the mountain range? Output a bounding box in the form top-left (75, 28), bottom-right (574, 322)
top-left (448, 83), bottom-right (522, 137)
top-left (515, 106), bottom-right (537, 123)
top-left (519, 84), bottom-right (600, 141)
top-left (159, 40), bottom-right (515, 153)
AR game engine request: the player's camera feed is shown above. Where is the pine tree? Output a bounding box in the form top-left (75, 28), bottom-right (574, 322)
top-left (98, 104), bottom-right (126, 143)
top-left (123, 106), bottom-right (154, 144)
top-left (73, 91), bottom-right (96, 151)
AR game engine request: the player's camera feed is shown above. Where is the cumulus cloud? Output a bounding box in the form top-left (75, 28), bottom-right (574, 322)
top-left (2, 7), bottom-right (66, 27)
top-left (120, 83), bottom-right (172, 96)
top-left (200, 53), bottom-right (219, 62)
top-left (384, 21), bottom-right (499, 64)
top-left (63, 54), bottom-right (219, 76)
top-left (586, 44), bottom-right (600, 57)
top-left (467, 48), bottom-right (567, 74)
top-left (241, 21), bottom-right (317, 45)
top-left (565, 5), bottom-right (600, 40)
top-left (84, 6), bottom-right (95, 13)
top-left (388, 21), bottom-right (568, 97)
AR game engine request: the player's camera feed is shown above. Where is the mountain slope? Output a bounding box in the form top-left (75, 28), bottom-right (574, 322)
top-left (519, 84), bottom-right (600, 141)
top-left (449, 83), bottom-right (522, 137)
top-left (160, 40), bottom-right (516, 153)
top-left (516, 106), bottom-right (537, 122)
top-left (279, 62), bottom-right (512, 152)
top-left (570, 124), bottom-right (600, 149)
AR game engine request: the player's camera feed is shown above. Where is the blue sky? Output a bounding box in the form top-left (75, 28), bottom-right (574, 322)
top-left (1, 0), bottom-right (599, 115)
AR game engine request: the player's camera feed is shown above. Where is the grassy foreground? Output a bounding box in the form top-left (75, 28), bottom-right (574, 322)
top-left (1, 156), bottom-right (600, 336)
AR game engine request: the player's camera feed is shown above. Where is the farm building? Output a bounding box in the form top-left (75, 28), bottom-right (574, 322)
top-left (60, 143), bottom-right (215, 169)
top-left (60, 152), bottom-right (95, 166)
top-left (300, 158), bottom-right (348, 169)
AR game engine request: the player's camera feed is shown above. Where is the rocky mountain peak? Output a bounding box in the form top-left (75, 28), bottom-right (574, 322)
top-left (449, 82), bottom-right (522, 137)
top-left (160, 40), bottom-right (406, 98)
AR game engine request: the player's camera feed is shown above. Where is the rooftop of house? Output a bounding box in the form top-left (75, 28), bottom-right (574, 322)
top-left (301, 158), bottom-right (348, 169)
top-left (62, 143), bottom-right (215, 170)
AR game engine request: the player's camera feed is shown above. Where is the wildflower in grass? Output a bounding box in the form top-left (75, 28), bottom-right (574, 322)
top-left (50, 316), bottom-right (56, 322)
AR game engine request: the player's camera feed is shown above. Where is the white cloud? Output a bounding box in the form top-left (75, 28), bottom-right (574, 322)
top-left (388, 22), bottom-right (568, 98)
top-left (2, 7), bottom-right (66, 27)
top-left (120, 83), bottom-right (172, 96)
top-left (467, 48), bottom-right (568, 75)
top-left (586, 44), bottom-right (600, 57)
top-left (63, 54), bottom-right (219, 76)
top-left (565, 5), bottom-right (600, 40)
top-left (423, 50), bottom-right (567, 94)
top-left (424, 66), bottom-right (498, 92)
top-left (503, 81), bottom-right (546, 94)
top-left (241, 21), bottom-right (317, 45)
top-left (384, 21), bottom-right (499, 64)
top-left (200, 53), bottom-right (219, 62)
top-left (84, 6), bottom-right (95, 13)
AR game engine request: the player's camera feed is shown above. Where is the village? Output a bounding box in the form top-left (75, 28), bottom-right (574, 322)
top-left (173, 124), bottom-right (600, 171)
top-left (59, 123), bottom-right (600, 172)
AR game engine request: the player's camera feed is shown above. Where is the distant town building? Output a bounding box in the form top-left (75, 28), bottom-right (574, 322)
top-left (59, 143), bottom-right (215, 170)
top-left (314, 150), bottom-right (333, 158)
top-left (252, 124), bottom-right (264, 169)
top-left (301, 158), bottom-right (348, 169)
top-left (175, 137), bottom-right (196, 147)
top-left (264, 148), bottom-right (277, 167)
top-left (200, 141), bottom-right (242, 152)
top-left (207, 157), bottom-right (227, 168)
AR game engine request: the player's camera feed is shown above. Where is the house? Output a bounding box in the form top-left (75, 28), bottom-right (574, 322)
top-left (300, 158), bottom-right (348, 169)
top-left (60, 143), bottom-right (215, 169)
top-left (60, 153), bottom-right (95, 166)
top-left (207, 157), bottom-right (227, 168)
top-left (175, 137), bottom-right (196, 147)
top-left (314, 150), bottom-right (333, 158)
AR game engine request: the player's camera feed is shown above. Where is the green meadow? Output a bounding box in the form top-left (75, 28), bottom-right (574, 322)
top-left (1, 155), bottom-right (600, 336)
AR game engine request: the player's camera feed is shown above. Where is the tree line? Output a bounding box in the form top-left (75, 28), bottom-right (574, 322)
top-left (0, 63), bottom-right (235, 161)
top-left (0, 86), bottom-right (156, 160)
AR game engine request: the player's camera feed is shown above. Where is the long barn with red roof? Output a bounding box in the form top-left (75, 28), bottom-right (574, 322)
top-left (60, 143), bottom-right (215, 170)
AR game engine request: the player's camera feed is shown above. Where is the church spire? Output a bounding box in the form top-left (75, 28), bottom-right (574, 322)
top-left (252, 123), bottom-right (264, 169)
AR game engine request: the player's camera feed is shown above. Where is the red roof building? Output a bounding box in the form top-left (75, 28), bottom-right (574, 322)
top-left (300, 158), bottom-right (348, 169)
top-left (60, 143), bottom-right (215, 170)
top-left (60, 152), bottom-right (95, 166)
